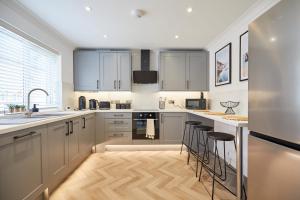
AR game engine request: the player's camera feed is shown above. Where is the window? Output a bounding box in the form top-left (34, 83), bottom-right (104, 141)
top-left (0, 25), bottom-right (61, 112)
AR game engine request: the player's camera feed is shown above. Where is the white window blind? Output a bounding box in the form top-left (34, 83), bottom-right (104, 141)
top-left (0, 25), bottom-right (61, 111)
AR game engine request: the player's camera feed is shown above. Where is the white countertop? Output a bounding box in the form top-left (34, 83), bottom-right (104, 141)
top-left (0, 108), bottom-right (248, 135)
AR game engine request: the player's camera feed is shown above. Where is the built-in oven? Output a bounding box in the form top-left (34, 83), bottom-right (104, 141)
top-left (132, 112), bottom-right (159, 140)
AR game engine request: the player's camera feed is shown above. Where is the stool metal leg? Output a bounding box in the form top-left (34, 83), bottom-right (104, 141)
top-left (199, 136), bottom-right (209, 181)
top-left (187, 126), bottom-right (195, 165)
top-left (180, 124), bottom-right (188, 154)
top-left (196, 129), bottom-right (200, 177)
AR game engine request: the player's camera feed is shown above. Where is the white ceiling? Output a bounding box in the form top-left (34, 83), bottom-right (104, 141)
top-left (16, 0), bottom-right (258, 49)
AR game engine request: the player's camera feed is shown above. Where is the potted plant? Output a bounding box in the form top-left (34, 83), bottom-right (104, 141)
top-left (20, 105), bottom-right (26, 112)
top-left (7, 104), bottom-right (15, 113)
top-left (15, 105), bottom-right (21, 112)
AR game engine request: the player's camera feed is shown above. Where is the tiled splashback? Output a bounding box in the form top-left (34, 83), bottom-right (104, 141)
top-left (74, 88), bottom-right (208, 110)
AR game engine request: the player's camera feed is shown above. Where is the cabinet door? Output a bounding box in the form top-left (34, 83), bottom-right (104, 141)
top-left (160, 113), bottom-right (186, 144)
top-left (187, 52), bottom-right (208, 91)
top-left (74, 50), bottom-right (100, 91)
top-left (160, 52), bottom-right (187, 91)
top-left (69, 118), bottom-right (80, 165)
top-left (79, 114), bottom-right (95, 155)
top-left (100, 52), bottom-right (118, 91)
top-left (47, 121), bottom-right (68, 188)
top-left (118, 52), bottom-right (131, 91)
top-left (0, 127), bottom-right (47, 200)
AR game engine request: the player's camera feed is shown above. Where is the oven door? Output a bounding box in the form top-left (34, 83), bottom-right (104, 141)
top-left (132, 118), bottom-right (159, 140)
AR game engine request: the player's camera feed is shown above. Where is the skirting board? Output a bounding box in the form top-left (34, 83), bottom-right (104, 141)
top-left (105, 144), bottom-right (186, 151)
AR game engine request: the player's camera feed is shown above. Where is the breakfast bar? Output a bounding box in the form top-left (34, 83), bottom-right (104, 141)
top-left (188, 110), bottom-right (248, 200)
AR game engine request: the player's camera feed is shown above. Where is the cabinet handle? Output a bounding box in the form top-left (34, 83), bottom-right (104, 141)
top-left (161, 80), bottom-right (164, 89)
top-left (97, 80), bottom-right (99, 89)
top-left (13, 131), bottom-right (37, 141)
top-left (113, 114), bottom-right (124, 117)
top-left (187, 80), bottom-right (189, 89)
top-left (119, 80), bottom-right (121, 90)
top-left (83, 117), bottom-right (86, 129)
top-left (114, 120), bottom-right (124, 124)
top-left (70, 121), bottom-right (73, 134)
top-left (160, 114), bottom-right (163, 124)
top-left (114, 80), bottom-right (116, 89)
top-left (66, 121), bottom-right (70, 136)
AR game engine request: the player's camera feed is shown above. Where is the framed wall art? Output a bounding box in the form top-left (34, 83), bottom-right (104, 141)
top-left (215, 43), bottom-right (231, 86)
top-left (240, 31), bottom-right (249, 81)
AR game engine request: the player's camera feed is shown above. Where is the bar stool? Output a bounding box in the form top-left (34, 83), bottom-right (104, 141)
top-left (199, 132), bottom-right (236, 200)
top-left (189, 125), bottom-right (213, 177)
top-left (180, 121), bottom-right (202, 164)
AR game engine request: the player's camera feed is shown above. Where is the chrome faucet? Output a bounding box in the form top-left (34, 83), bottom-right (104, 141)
top-left (26, 88), bottom-right (49, 117)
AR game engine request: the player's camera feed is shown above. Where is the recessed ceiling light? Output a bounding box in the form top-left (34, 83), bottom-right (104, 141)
top-left (187, 7), bottom-right (193, 13)
top-left (270, 37), bottom-right (276, 42)
top-left (103, 34), bottom-right (108, 38)
top-left (174, 35), bottom-right (179, 39)
top-left (85, 6), bottom-right (91, 12)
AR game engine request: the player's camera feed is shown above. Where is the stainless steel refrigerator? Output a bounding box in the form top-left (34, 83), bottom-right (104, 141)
top-left (249, 0), bottom-right (300, 200)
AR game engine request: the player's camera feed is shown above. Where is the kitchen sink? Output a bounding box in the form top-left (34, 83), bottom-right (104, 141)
top-left (0, 112), bottom-right (72, 125)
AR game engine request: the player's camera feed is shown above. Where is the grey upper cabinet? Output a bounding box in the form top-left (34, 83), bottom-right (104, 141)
top-left (187, 52), bottom-right (208, 91)
top-left (0, 126), bottom-right (47, 200)
top-left (74, 50), bottom-right (100, 91)
top-left (74, 50), bottom-right (131, 91)
top-left (100, 52), bottom-right (118, 91)
top-left (160, 52), bottom-right (187, 91)
top-left (100, 51), bottom-right (131, 91)
top-left (159, 51), bottom-right (208, 91)
top-left (118, 52), bottom-right (131, 91)
top-left (160, 113), bottom-right (186, 144)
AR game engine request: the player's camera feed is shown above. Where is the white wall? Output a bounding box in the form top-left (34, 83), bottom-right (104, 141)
top-left (207, 0), bottom-right (280, 115)
top-left (0, 0), bottom-right (75, 109)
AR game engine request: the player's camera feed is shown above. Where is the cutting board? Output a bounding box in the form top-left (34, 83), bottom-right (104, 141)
top-left (223, 115), bottom-right (248, 121)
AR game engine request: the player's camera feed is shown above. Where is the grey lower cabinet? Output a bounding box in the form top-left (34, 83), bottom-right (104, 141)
top-left (160, 113), bottom-right (186, 144)
top-left (100, 112), bottom-right (132, 144)
top-left (47, 116), bottom-right (92, 192)
top-left (100, 51), bottom-right (131, 91)
top-left (79, 114), bottom-right (96, 155)
top-left (47, 120), bottom-right (69, 191)
top-left (0, 126), bottom-right (47, 200)
top-left (159, 51), bottom-right (208, 91)
top-left (74, 50), bottom-right (100, 91)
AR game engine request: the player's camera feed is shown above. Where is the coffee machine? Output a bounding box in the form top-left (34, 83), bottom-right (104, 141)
top-left (78, 96), bottom-right (86, 110)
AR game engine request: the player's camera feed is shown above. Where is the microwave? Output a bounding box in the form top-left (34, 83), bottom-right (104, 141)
top-left (185, 99), bottom-right (206, 110)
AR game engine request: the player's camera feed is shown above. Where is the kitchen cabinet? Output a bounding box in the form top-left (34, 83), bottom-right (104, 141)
top-left (159, 51), bottom-right (208, 91)
top-left (160, 113), bottom-right (186, 144)
top-left (80, 114), bottom-right (96, 155)
top-left (74, 50), bottom-right (100, 91)
top-left (47, 117), bottom-right (81, 191)
top-left (68, 118), bottom-right (81, 166)
top-left (103, 112), bottom-right (132, 144)
top-left (187, 52), bottom-right (208, 91)
top-left (47, 120), bottom-right (69, 190)
top-left (159, 52), bottom-right (187, 91)
top-left (100, 51), bottom-right (131, 91)
top-left (0, 126), bottom-right (47, 200)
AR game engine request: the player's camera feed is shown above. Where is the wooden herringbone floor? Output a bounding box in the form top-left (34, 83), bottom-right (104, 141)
top-left (50, 151), bottom-right (236, 200)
